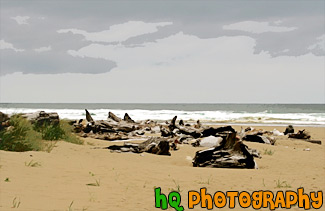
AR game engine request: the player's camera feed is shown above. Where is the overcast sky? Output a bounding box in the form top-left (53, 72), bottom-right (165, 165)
top-left (0, 0), bottom-right (324, 103)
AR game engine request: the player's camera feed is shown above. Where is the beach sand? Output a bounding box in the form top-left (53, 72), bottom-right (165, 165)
top-left (0, 126), bottom-right (324, 210)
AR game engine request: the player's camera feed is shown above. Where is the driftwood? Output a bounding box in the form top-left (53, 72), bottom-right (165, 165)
top-left (73, 111), bottom-right (138, 139)
top-left (124, 113), bottom-right (135, 123)
top-left (161, 126), bottom-right (173, 137)
top-left (106, 137), bottom-right (171, 155)
top-left (194, 120), bottom-right (201, 129)
top-left (179, 119), bottom-right (184, 126)
top-left (289, 130), bottom-right (311, 139)
top-left (193, 132), bottom-right (258, 169)
top-left (0, 112), bottom-right (9, 123)
top-left (99, 120), bottom-right (135, 133)
top-left (284, 125), bottom-right (294, 135)
top-left (201, 126), bottom-right (235, 137)
top-left (306, 140), bottom-right (322, 145)
top-left (168, 116), bottom-right (178, 131)
top-left (243, 135), bottom-right (275, 145)
top-left (22, 111), bottom-right (59, 127)
top-left (108, 111), bottom-right (122, 122)
top-left (85, 109), bottom-right (94, 123)
top-left (178, 126), bottom-right (202, 138)
top-left (198, 136), bottom-right (223, 147)
top-left (0, 112), bottom-right (10, 131)
top-left (160, 116), bottom-right (236, 141)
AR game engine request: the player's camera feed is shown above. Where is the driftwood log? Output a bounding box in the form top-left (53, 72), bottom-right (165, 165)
top-left (243, 135), bottom-right (275, 145)
top-left (288, 130), bottom-right (311, 139)
top-left (124, 113), bottom-right (135, 123)
top-left (284, 125), bottom-right (294, 135)
top-left (161, 116), bottom-right (236, 140)
top-left (108, 111), bottom-right (122, 122)
top-left (193, 132), bottom-right (258, 169)
top-left (85, 109), bottom-right (94, 124)
top-left (106, 137), bottom-right (170, 155)
top-left (22, 111), bottom-right (59, 127)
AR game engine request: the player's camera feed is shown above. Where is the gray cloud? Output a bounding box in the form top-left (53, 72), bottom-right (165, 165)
top-left (0, 0), bottom-right (324, 76)
top-left (0, 49), bottom-right (116, 75)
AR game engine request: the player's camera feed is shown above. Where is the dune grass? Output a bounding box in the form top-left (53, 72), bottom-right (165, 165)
top-left (0, 115), bottom-right (43, 152)
top-left (0, 115), bottom-right (83, 152)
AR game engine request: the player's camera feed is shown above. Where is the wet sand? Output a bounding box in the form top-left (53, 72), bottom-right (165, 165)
top-left (0, 126), bottom-right (324, 210)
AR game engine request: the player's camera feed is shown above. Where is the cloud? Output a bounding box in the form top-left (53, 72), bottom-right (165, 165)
top-left (67, 32), bottom-right (257, 70)
top-left (57, 21), bottom-right (173, 43)
top-left (34, 45), bottom-right (52, 53)
top-left (1, 41), bottom-right (323, 103)
top-left (1, 32), bottom-right (324, 103)
top-left (0, 40), bottom-right (25, 52)
top-left (223, 21), bottom-right (297, 34)
top-left (1, 49), bottom-right (116, 75)
top-left (308, 34), bottom-right (325, 51)
top-left (11, 16), bottom-right (30, 25)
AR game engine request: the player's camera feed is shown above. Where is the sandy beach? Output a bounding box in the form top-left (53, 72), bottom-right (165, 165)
top-left (1, 0), bottom-right (324, 210)
top-left (0, 125), bottom-right (324, 210)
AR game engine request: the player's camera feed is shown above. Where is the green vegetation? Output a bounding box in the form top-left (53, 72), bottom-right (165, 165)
top-left (275, 179), bottom-right (292, 188)
top-left (168, 179), bottom-right (182, 193)
top-left (263, 148), bottom-right (274, 155)
top-left (0, 115), bottom-right (83, 152)
top-left (0, 115), bottom-right (43, 152)
top-left (197, 175), bottom-right (213, 185)
top-left (4, 177), bottom-right (10, 182)
top-left (86, 179), bottom-right (101, 187)
top-left (68, 201), bottom-right (74, 211)
top-left (12, 197), bottom-right (21, 208)
top-left (25, 160), bottom-right (41, 167)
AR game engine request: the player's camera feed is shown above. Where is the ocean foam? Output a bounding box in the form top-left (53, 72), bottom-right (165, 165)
top-left (0, 107), bottom-right (324, 126)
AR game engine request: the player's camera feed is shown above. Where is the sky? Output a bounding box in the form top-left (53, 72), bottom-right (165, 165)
top-left (0, 0), bottom-right (324, 103)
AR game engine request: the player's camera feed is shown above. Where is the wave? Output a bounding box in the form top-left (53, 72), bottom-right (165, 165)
top-left (1, 107), bottom-right (324, 126)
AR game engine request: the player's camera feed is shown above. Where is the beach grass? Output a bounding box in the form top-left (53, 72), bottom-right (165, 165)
top-left (0, 115), bottom-right (83, 152)
top-left (263, 148), bottom-right (274, 155)
top-left (68, 201), bottom-right (74, 211)
top-left (0, 115), bottom-right (43, 152)
top-left (86, 179), bottom-right (101, 187)
top-left (12, 197), bottom-right (21, 208)
top-left (25, 160), bottom-right (41, 167)
top-left (275, 179), bottom-right (292, 188)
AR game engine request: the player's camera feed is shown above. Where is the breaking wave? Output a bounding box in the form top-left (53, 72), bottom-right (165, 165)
top-left (1, 107), bottom-right (324, 126)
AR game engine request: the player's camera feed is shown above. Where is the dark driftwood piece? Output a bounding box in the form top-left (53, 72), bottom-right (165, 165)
top-left (178, 126), bottom-right (202, 138)
top-left (160, 116), bottom-right (236, 140)
top-left (23, 111), bottom-right (60, 127)
top-left (85, 109), bottom-right (94, 123)
top-left (192, 132), bottom-right (257, 169)
top-left (168, 116), bottom-right (178, 131)
top-left (99, 120), bottom-right (135, 133)
top-left (124, 113), bottom-right (135, 123)
top-left (243, 135), bottom-right (274, 145)
top-left (108, 111), bottom-right (122, 122)
top-left (201, 126), bottom-right (235, 137)
top-left (194, 120), bottom-right (201, 129)
top-left (288, 130), bottom-right (311, 139)
top-left (306, 140), bottom-right (322, 145)
top-left (74, 111), bottom-right (138, 138)
top-left (106, 137), bottom-right (170, 155)
top-left (284, 125), bottom-right (294, 135)
top-left (179, 120), bottom-right (184, 126)
top-left (161, 126), bottom-right (173, 137)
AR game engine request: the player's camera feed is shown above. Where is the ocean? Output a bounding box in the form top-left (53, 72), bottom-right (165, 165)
top-left (0, 103), bottom-right (324, 126)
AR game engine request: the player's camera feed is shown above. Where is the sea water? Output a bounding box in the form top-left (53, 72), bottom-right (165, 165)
top-left (0, 103), bottom-right (324, 126)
